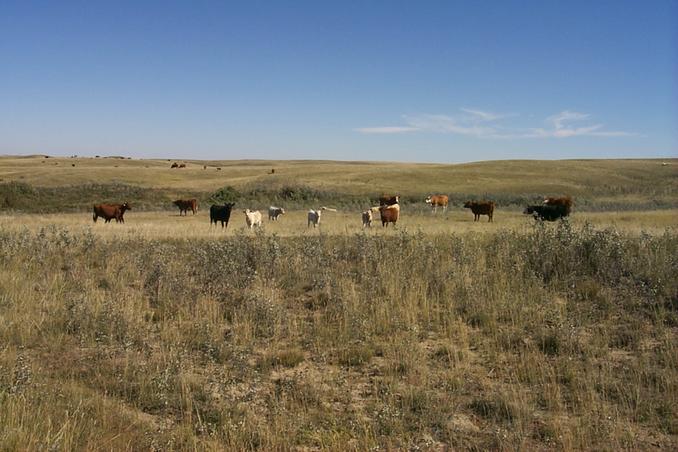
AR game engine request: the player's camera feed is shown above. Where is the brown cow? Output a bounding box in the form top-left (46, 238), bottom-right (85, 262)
top-left (178, 163), bottom-right (186, 168)
top-left (171, 162), bottom-right (179, 168)
top-left (379, 194), bottom-right (399, 206)
top-left (379, 204), bottom-right (400, 227)
top-left (173, 199), bottom-right (198, 215)
top-left (463, 201), bottom-right (495, 222)
top-left (544, 196), bottom-right (573, 215)
top-left (425, 194), bottom-right (449, 213)
top-left (93, 202), bottom-right (131, 223)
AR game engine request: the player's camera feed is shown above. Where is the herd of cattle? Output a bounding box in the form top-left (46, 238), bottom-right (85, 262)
top-left (91, 195), bottom-right (573, 228)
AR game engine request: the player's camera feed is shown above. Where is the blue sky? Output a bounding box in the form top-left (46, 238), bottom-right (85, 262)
top-left (1, 0), bottom-right (676, 162)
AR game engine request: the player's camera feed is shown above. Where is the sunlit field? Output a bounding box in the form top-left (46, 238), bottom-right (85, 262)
top-left (1, 156), bottom-right (676, 450)
top-left (1, 208), bottom-right (676, 239)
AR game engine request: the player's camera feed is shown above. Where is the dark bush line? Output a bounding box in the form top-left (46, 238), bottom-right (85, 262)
top-left (1, 181), bottom-right (675, 213)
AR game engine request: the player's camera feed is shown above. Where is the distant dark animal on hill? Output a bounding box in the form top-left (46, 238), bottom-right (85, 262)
top-left (210, 203), bottom-right (235, 228)
top-left (543, 196), bottom-right (574, 215)
top-left (178, 163), bottom-right (186, 168)
top-left (464, 201), bottom-right (495, 222)
top-left (93, 202), bottom-right (131, 224)
top-left (379, 204), bottom-right (400, 227)
top-left (71, 164), bottom-right (75, 167)
top-left (524, 204), bottom-right (569, 221)
top-left (173, 199), bottom-right (198, 216)
top-left (171, 162), bottom-right (179, 168)
top-left (425, 194), bottom-right (448, 213)
top-left (203, 165), bottom-right (207, 170)
top-left (379, 195), bottom-right (399, 206)
top-left (216, 167), bottom-right (222, 171)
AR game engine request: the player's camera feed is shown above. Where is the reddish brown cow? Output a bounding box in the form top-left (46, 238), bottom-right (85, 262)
top-left (463, 201), bottom-right (495, 222)
top-left (379, 204), bottom-right (400, 227)
top-left (173, 199), bottom-right (198, 215)
top-left (93, 202), bottom-right (131, 223)
top-left (544, 196), bottom-right (574, 215)
top-left (425, 194), bottom-right (449, 213)
top-left (178, 163), bottom-right (186, 168)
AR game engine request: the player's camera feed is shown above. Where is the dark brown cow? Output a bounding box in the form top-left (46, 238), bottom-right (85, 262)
top-left (379, 194), bottom-right (399, 206)
top-left (171, 162), bottom-right (179, 168)
top-left (93, 202), bottom-right (131, 223)
top-left (173, 199), bottom-right (198, 215)
top-left (178, 163), bottom-right (186, 168)
top-left (463, 201), bottom-right (495, 222)
top-left (379, 204), bottom-right (400, 227)
top-left (544, 196), bottom-right (573, 215)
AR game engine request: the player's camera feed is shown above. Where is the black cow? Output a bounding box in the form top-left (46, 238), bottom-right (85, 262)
top-left (210, 203), bottom-right (235, 228)
top-left (524, 204), bottom-right (569, 221)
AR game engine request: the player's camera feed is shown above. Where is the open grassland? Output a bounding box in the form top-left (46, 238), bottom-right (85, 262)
top-left (0, 209), bottom-right (677, 238)
top-left (0, 156), bottom-right (677, 450)
top-left (1, 156), bottom-right (676, 212)
top-left (0, 223), bottom-right (676, 450)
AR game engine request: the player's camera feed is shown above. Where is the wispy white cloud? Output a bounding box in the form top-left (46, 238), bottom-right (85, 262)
top-left (355, 109), bottom-right (635, 139)
top-left (459, 108), bottom-right (507, 122)
top-left (524, 110), bottom-right (635, 138)
top-left (402, 114), bottom-right (498, 137)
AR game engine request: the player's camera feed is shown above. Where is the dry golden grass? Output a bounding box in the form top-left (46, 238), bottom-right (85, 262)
top-left (0, 223), bottom-right (676, 450)
top-left (1, 208), bottom-right (676, 239)
top-left (0, 155), bottom-right (677, 450)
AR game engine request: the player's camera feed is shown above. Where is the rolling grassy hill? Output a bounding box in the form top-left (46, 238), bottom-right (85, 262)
top-left (0, 155), bottom-right (676, 212)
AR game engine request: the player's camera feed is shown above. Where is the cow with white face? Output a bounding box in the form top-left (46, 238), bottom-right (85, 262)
top-left (268, 206), bottom-right (285, 221)
top-left (425, 194), bottom-right (449, 213)
top-left (362, 206), bottom-right (380, 228)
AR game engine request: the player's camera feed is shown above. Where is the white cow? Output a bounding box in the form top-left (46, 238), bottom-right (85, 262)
top-left (268, 206), bottom-right (285, 221)
top-left (244, 209), bottom-right (262, 229)
top-left (362, 206), bottom-right (380, 228)
top-left (308, 206), bottom-right (336, 228)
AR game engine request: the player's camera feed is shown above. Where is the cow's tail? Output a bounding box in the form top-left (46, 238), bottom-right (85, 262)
top-left (92, 206), bottom-right (97, 223)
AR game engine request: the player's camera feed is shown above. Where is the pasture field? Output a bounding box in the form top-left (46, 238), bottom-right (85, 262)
top-left (2, 155), bottom-right (675, 195)
top-left (1, 156), bottom-right (676, 213)
top-left (0, 156), bottom-right (677, 450)
top-left (0, 208), bottom-right (677, 238)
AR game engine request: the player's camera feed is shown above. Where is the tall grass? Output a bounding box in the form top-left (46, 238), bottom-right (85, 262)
top-left (0, 223), bottom-right (676, 450)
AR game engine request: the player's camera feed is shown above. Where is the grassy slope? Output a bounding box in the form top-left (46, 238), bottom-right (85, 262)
top-left (1, 155), bottom-right (676, 198)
